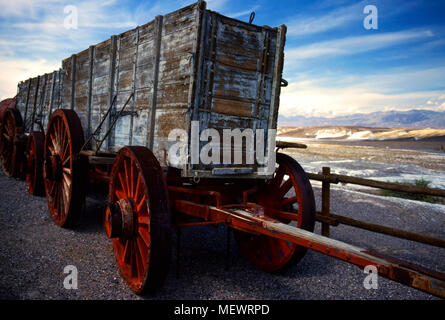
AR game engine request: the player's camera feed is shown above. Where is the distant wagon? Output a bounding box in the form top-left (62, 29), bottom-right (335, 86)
top-left (0, 1), bottom-right (443, 297)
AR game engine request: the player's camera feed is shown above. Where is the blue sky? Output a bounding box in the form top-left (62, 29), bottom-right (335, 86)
top-left (0, 0), bottom-right (444, 117)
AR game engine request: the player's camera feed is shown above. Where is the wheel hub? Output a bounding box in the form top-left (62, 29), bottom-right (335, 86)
top-left (104, 198), bottom-right (135, 239)
top-left (45, 155), bottom-right (63, 181)
top-left (51, 155), bottom-right (62, 180)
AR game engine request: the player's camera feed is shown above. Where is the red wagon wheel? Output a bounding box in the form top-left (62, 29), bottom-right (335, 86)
top-left (43, 109), bottom-right (86, 227)
top-left (26, 131), bottom-right (45, 196)
top-left (104, 147), bottom-right (172, 294)
top-left (234, 153), bottom-right (316, 272)
top-left (104, 146), bottom-right (172, 295)
top-left (0, 108), bottom-right (24, 177)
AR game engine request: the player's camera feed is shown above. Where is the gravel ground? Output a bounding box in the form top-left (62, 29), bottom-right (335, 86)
top-left (0, 169), bottom-right (444, 300)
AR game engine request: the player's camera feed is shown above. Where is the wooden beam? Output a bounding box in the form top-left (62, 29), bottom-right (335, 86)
top-left (70, 54), bottom-right (77, 110)
top-left (308, 171), bottom-right (445, 197)
top-left (30, 75), bottom-right (41, 132)
top-left (87, 45), bottom-right (95, 142)
top-left (316, 211), bottom-right (445, 248)
top-left (321, 167), bottom-right (331, 237)
top-left (49, 71), bottom-right (57, 118)
top-left (106, 35), bottom-right (118, 150)
top-left (147, 15), bottom-right (163, 150)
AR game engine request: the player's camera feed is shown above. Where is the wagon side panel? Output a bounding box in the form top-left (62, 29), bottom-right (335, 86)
top-left (90, 39), bottom-right (113, 150)
top-left (73, 49), bottom-right (91, 140)
top-left (111, 21), bottom-right (157, 151)
top-left (27, 75), bottom-right (46, 132)
top-left (190, 12), bottom-right (284, 177)
top-left (151, 4), bottom-right (199, 167)
top-left (61, 57), bottom-right (72, 111)
top-left (16, 79), bottom-right (30, 124)
top-left (42, 70), bottom-right (59, 130)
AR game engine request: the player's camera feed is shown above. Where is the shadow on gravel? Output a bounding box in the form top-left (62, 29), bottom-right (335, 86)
top-left (156, 225), bottom-right (335, 299)
top-left (74, 199), bottom-right (107, 234)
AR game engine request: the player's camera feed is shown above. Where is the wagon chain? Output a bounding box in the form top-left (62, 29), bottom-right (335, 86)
top-left (80, 92), bottom-right (134, 153)
top-left (95, 92), bottom-right (135, 152)
top-left (249, 12), bottom-right (255, 24)
top-left (33, 118), bottom-right (45, 136)
top-left (80, 95), bottom-right (117, 152)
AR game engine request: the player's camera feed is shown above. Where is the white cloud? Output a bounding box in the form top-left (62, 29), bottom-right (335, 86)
top-left (280, 83), bottom-right (445, 117)
top-left (0, 56), bottom-right (60, 100)
top-left (226, 6), bottom-right (260, 19)
top-left (0, 0), bottom-right (58, 18)
top-left (279, 67), bottom-right (445, 117)
top-left (286, 1), bottom-right (364, 36)
top-left (285, 29), bottom-right (434, 61)
top-left (205, 0), bottom-right (230, 11)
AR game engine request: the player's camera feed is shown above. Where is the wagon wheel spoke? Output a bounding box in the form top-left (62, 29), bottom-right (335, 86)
top-left (138, 227), bottom-right (150, 248)
top-left (279, 195), bottom-right (298, 207)
top-left (270, 208), bottom-right (301, 221)
top-left (276, 178), bottom-right (293, 199)
top-left (270, 166), bottom-right (285, 190)
top-left (124, 240), bottom-right (133, 264)
top-left (234, 153), bottom-right (316, 273)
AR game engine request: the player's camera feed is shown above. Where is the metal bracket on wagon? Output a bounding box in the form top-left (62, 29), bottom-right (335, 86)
top-left (276, 141), bottom-right (307, 150)
top-left (280, 78), bottom-right (289, 87)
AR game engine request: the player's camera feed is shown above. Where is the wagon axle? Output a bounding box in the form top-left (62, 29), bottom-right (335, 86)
top-left (104, 199), bottom-right (137, 239)
top-left (44, 155), bottom-right (63, 181)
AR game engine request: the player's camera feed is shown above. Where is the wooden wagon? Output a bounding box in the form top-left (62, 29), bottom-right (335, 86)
top-left (0, 1), bottom-right (444, 297)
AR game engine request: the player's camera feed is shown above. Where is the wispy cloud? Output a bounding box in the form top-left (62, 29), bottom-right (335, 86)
top-left (205, 0), bottom-right (230, 11)
top-left (0, 0), bottom-right (58, 18)
top-left (280, 66), bottom-right (445, 117)
top-left (286, 1), bottom-right (364, 36)
top-left (285, 29), bottom-right (434, 61)
top-left (285, 0), bottom-right (421, 37)
top-left (0, 56), bottom-right (60, 100)
top-left (226, 5), bottom-right (260, 19)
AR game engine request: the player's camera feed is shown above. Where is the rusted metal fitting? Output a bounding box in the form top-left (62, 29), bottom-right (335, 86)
top-left (104, 202), bottom-right (123, 239)
top-left (104, 198), bottom-right (135, 239)
top-left (43, 157), bottom-right (53, 180)
top-left (44, 155), bottom-right (63, 181)
top-left (280, 78), bottom-right (288, 87)
top-left (249, 12), bottom-right (255, 24)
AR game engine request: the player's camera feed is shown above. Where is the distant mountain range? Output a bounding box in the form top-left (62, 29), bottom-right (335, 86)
top-left (278, 109), bottom-right (445, 129)
top-left (277, 126), bottom-right (445, 141)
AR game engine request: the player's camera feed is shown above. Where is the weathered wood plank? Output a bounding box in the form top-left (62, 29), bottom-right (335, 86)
top-left (148, 15), bottom-right (163, 150)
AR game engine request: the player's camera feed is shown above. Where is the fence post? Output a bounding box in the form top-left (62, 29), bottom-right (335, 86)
top-left (321, 167), bottom-right (331, 237)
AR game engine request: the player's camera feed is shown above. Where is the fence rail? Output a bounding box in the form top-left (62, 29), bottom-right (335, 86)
top-left (307, 167), bottom-right (445, 249)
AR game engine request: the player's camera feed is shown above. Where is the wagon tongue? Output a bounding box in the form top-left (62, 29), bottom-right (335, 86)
top-left (228, 207), bottom-right (445, 299)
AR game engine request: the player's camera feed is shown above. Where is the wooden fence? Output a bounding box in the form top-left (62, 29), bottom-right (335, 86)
top-left (307, 167), bottom-right (445, 248)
